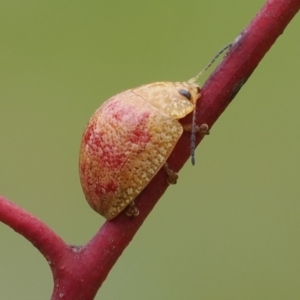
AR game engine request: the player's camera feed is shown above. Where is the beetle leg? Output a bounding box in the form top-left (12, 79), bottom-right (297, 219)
top-left (183, 123), bottom-right (210, 165)
top-left (182, 123), bottom-right (210, 135)
top-left (164, 163), bottom-right (178, 185)
top-left (126, 201), bottom-right (140, 217)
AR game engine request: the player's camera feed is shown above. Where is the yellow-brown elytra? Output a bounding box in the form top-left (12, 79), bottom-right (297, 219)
top-left (79, 43), bottom-right (232, 219)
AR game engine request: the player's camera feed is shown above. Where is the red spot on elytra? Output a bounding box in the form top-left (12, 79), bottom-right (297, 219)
top-left (84, 124), bottom-right (94, 144)
top-left (100, 148), bottom-right (126, 169)
top-left (95, 180), bottom-right (118, 197)
top-left (105, 181), bottom-right (118, 193)
top-left (129, 112), bottom-right (151, 145)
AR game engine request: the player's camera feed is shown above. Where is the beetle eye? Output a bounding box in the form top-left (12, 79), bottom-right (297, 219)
top-left (178, 89), bottom-right (192, 100)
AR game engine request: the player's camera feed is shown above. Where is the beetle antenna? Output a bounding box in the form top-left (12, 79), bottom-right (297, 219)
top-left (188, 42), bottom-right (233, 84)
top-left (188, 42), bottom-right (232, 164)
top-left (190, 107), bottom-right (197, 165)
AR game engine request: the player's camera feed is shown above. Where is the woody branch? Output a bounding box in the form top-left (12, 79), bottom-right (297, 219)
top-left (0, 0), bottom-right (299, 299)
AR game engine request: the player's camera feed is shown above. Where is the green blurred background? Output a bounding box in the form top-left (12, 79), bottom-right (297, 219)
top-left (1, 1), bottom-right (299, 299)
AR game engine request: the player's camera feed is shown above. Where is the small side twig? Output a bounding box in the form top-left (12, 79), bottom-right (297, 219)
top-left (0, 195), bottom-right (67, 265)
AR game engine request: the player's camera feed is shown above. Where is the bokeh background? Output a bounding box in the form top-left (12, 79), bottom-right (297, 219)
top-left (1, 1), bottom-right (299, 299)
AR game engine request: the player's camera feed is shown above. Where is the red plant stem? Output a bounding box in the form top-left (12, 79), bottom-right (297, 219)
top-left (0, 0), bottom-right (299, 299)
top-left (0, 195), bottom-right (67, 264)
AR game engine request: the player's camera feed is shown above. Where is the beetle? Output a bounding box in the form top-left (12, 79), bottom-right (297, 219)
top-left (79, 44), bottom-right (232, 219)
top-left (79, 80), bottom-right (209, 219)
